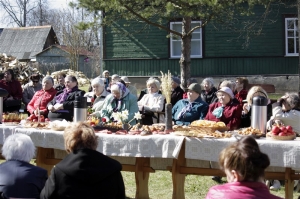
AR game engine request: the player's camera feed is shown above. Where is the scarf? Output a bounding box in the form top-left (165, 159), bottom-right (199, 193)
top-left (212, 105), bottom-right (224, 118)
top-left (55, 86), bottom-right (78, 104)
top-left (177, 102), bottom-right (193, 120)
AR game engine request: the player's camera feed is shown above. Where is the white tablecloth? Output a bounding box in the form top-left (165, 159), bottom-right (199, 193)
top-left (8, 127), bottom-right (185, 159)
top-left (185, 137), bottom-right (300, 170)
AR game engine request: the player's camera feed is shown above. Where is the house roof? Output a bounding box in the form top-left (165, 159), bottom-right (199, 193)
top-left (0, 25), bottom-right (59, 60)
top-left (36, 44), bottom-right (94, 57)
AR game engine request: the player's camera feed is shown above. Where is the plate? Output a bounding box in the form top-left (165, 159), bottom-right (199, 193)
top-left (266, 132), bottom-right (296, 140)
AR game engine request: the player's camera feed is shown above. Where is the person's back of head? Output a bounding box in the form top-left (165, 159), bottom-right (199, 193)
top-left (246, 86), bottom-right (268, 105)
top-left (219, 80), bottom-right (236, 92)
top-left (64, 122), bottom-right (98, 153)
top-left (2, 134), bottom-right (35, 162)
top-left (219, 136), bottom-right (270, 182)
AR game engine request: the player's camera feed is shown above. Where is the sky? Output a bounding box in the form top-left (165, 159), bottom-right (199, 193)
top-left (0, 0), bottom-right (72, 28)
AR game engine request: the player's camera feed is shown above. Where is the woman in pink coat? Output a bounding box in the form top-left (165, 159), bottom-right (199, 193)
top-left (27, 76), bottom-right (57, 120)
top-left (205, 136), bottom-right (282, 199)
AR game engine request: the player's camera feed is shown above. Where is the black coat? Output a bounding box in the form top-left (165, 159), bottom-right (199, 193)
top-left (171, 86), bottom-right (184, 107)
top-left (0, 160), bottom-right (47, 199)
top-left (47, 89), bottom-right (85, 117)
top-left (40, 148), bottom-right (125, 199)
top-left (200, 87), bottom-right (218, 105)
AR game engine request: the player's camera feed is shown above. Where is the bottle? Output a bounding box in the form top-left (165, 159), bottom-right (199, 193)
top-left (251, 96), bottom-right (268, 134)
top-left (74, 96), bottom-right (87, 122)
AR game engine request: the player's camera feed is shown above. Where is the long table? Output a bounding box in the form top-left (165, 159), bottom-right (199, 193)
top-left (1, 125), bottom-right (300, 199)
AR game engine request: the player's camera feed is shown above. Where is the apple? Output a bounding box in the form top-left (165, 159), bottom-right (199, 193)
top-left (280, 126), bottom-right (287, 134)
top-left (279, 132), bottom-right (287, 136)
top-left (272, 126), bottom-right (280, 135)
top-left (286, 125), bottom-right (293, 133)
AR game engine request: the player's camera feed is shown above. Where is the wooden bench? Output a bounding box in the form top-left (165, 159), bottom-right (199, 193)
top-left (247, 84), bottom-right (275, 93)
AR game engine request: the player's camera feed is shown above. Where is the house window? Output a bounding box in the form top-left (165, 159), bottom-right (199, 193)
top-left (170, 21), bottom-right (202, 58)
top-left (285, 18), bottom-right (299, 56)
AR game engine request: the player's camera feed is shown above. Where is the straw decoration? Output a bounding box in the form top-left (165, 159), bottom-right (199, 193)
top-left (160, 70), bottom-right (172, 104)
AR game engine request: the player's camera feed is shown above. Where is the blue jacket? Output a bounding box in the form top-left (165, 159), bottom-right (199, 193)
top-left (172, 96), bottom-right (208, 125)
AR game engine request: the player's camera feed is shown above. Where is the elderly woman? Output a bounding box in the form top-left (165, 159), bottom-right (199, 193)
top-left (121, 76), bottom-right (137, 97)
top-left (138, 78), bottom-right (165, 124)
top-left (183, 78), bottom-right (198, 99)
top-left (205, 87), bottom-right (242, 130)
top-left (241, 86), bottom-right (271, 128)
top-left (0, 134), bottom-right (47, 198)
top-left (40, 122), bottom-right (125, 198)
top-left (102, 70), bottom-right (110, 91)
top-left (234, 77), bottom-right (249, 104)
top-left (0, 69), bottom-right (22, 112)
top-left (54, 72), bottom-right (66, 92)
top-left (170, 76), bottom-right (184, 106)
top-left (27, 76), bottom-right (57, 120)
top-left (173, 83), bottom-right (208, 125)
top-left (22, 73), bottom-right (43, 108)
top-left (200, 77), bottom-right (218, 105)
top-left (85, 77), bottom-right (110, 117)
top-left (205, 136), bottom-right (281, 199)
top-left (267, 92), bottom-right (300, 133)
top-left (101, 82), bottom-right (139, 125)
top-left (47, 75), bottom-right (85, 121)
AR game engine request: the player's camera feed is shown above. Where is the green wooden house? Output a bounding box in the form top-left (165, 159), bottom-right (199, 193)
top-left (103, 2), bottom-right (299, 77)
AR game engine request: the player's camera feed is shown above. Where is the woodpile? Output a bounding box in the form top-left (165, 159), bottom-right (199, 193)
top-left (0, 53), bottom-right (43, 85)
top-left (50, 69), bottom-right (90, 86)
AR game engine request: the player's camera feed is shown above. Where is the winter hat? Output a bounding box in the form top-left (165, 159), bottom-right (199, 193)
top-left (188, 83), bottom-right (201, 95)
top-left (218, 87), bottom-right (234, 99)
top-left (172, 76), bottom-right (181, 85)
top-left (121, 76), bottom-right (131, 84)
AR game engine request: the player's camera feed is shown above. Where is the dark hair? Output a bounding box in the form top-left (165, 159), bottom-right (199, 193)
top-left (5, 69), bottom-right (15, 80)
top-left (56, 72), bottom-right (66, 80)
top-left (219, 136), bottom-right (270, 182)
top-left (187, 78), bottom-right (198, 86)
top-left (66, 75), bottom-right (78, 85)
top-left (236, 77), bottom-right (249, 89)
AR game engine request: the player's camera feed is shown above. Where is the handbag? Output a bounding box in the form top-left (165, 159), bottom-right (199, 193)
top-left (4, 99), bottom-right (21, 107)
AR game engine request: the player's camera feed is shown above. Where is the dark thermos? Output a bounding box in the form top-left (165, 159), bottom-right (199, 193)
top-left (251, 96), bottom-right (268, 134)
top-left (74, 96), bottom-right (87, 122)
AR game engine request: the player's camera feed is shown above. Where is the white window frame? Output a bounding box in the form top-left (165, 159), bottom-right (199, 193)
top-left (285, 17), bottom-right (298, 56)
top-left (170, 21), bottom-right (202, 58)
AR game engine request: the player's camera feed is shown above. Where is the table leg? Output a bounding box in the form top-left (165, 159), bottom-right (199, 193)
top-left (172, 141), bottom-right (186, 199)
top-left (285, 168), bottom-right (293, 199)
top-left (36, 147), bottom-right (55, 176)
top-left (135, 157), bottom-right (150, 199)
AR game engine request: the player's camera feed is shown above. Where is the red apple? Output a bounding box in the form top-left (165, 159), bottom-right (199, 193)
top-left (286, 125), bottom-right (293, 133)
top-left (271, 126), bottom-right (280, 135)
top-left (279, 126), bottom-right (287, 134)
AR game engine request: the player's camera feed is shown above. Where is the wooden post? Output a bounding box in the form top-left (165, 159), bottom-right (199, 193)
top-left (172, 141), bottom-right (186, 199)
top-left (36, 147), bottom-right (55, 176)
top-left (165, 103), bottom-right (173, 133)
top-left (135, 157), bottom-right (151, 199)
top-left (285, 168), bottom-right (293, 199)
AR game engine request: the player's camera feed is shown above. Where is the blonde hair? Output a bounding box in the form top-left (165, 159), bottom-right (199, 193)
top-left (64, 122), bottom-right (98, 153)
top-left (246, 86), bottom-right (268, 105)
top-left (219, 80), bottom-right (236, 92)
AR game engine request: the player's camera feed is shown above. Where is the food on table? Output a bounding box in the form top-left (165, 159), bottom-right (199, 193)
top-left (24, 121), bottom-right (48, 128)
top-left (266, 124), bottom-right (296, 140)
top-left (2, 113), bottom-right (22, 123)
top-left (86, 116), bottom-right (100, 126)
top-left (237, 127), bottom-right (263, 137)
top-left (190, 120), bottom-right (226, 127)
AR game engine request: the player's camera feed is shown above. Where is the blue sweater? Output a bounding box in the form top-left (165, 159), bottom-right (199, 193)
top-left (172, 96), bottom-right (208, 125)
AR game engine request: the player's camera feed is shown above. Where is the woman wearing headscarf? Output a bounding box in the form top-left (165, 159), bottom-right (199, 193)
top-left (205, 87), bottom-right (242, 130)
top-left (22, 73), bottom-right (42, 109)
top-left (0, 69), bottom-right (22, 112)
top-left (27, 76), bottom-right (57, 120)
top-left (47, 75), bottom-right (85, 121)
top-left (101, 82), bottom-right (138, 125)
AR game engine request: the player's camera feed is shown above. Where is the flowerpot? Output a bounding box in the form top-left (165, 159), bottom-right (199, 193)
top-left (165, 103), bottom-right (172, 131)
top-left (122, 123), bottom-right (130, 131)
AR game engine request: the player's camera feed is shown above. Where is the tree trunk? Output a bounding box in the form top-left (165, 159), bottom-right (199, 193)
top-left (179, 17), bottom-right (191, 89)
top-left (23, 0), bottom-right (26, 27)
top-left (298, 0), bottom-right (300, 96)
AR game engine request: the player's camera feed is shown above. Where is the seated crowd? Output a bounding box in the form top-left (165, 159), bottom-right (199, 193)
top-left (0, 70), bottom-right (299, 197)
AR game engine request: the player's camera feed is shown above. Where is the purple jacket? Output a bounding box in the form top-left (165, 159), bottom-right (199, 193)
top-left (206, 181), bottom-right (282, 199)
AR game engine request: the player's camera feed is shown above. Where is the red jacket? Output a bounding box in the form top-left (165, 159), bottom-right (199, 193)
top-left (0, 79), bottom-right (22, 100)
top-left (235, 89), bottom-right (248, 104)
top-left (27, 88), bottom-right (57, 116)
top-left (205, 101), bottom-right (242, 130)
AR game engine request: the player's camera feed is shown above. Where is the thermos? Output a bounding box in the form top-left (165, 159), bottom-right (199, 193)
top-left (251, 96), bottom-right (268, 134)
top-left (0, 88), bottom-right (8, 123)
top-left (74, 96), bottom-right (87, 122)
